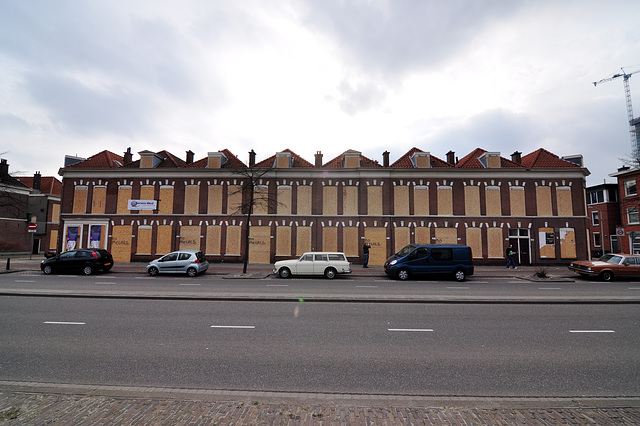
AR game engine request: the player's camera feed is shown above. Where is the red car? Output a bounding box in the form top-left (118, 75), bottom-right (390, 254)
top-left (568, 254), bottom-right (640, 281)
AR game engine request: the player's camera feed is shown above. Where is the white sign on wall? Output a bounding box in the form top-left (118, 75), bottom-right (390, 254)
top-left (127, 200), bottom-right (158, 210)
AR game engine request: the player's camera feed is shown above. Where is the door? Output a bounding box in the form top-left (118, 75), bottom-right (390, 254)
top-left (509, 228), bottom-right (531, 266)
top-left (158, 252), bottom-right (179, 273)
top-left (313, 253), bottom-right (329, 274)
top-left (296, 254), bottom-right (314, 274)
top-left (403, 247), bottom-right (429, 274)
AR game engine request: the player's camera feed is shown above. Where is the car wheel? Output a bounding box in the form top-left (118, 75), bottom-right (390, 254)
top-left (600, 270), bottom-right (614, 282)
top-left (279, 267), bottom-right (291, 279)
top-left (324, 267), bottom-right (337, 279)
top-left (187, 267), bottom-right (198, 277)
top-left (148, 266), bottom-right (159, 277)
top-left (397, 268), bottom-right (410, 281)
top-left (43, 265), bottom-right (53, 275)
top-left (454, 269), bottom-right (466, 282)
top-left (83, 265), bottom-right (93, 275)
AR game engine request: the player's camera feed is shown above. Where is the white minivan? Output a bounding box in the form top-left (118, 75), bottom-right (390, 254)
top-left (273, 252), bottom-right (352, 279)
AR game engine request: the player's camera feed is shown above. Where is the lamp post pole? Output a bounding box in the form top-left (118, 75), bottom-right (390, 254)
top-left (600, 216), bottom-right (606, 255)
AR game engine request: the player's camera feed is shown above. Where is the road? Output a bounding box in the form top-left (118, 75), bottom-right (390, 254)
top-left (1, 296), bottom-right (639, 397)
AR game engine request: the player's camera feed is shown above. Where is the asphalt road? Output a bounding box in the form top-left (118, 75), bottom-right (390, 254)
top-left (1, 296), bottom-right (639, 397)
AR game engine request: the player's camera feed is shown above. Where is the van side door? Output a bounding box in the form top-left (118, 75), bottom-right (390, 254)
top-left (405, 247), bottom-right (429, 274)
top-left (429, 248), bottom-right (454, 274)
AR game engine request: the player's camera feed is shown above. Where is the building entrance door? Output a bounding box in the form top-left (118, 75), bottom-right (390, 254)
top-left (509, 228), bottom-right (531, 266)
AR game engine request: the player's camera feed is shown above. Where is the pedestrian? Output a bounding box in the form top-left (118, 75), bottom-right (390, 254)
top-left (506, 245), bottom-right (517, 269)
top-left (363, 242), bottom-right (371, 268)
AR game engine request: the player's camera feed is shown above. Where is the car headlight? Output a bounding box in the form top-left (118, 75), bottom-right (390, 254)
top-left (389, 259), bottom-right (397, 266)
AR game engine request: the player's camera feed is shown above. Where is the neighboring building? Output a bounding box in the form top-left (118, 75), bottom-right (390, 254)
top-left (0, 159), bottom-right (31, 253)
top-left (56, 147), bottom-right (590, 266)
top-left (609, 166), bottom-right (640, 254)
top-left (585, 183), bottom-right (620, 257)
top-left (16, 172), bottom-right (62, 255)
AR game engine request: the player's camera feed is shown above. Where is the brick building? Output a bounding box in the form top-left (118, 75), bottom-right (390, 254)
top-left (585, 183), bottom-right (620, 257)
top-left (0, 159), bottom-right (31, 252)
top-left (56, 147), bottom-right (590, 266)
top-left (609, 166), bottom-right (640, 254)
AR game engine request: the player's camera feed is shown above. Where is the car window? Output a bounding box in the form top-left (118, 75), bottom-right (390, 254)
top-left (196, 252), bottom-right (206, 262)
top-left (409, 248), bottom-right (428, 260)
top-left (60, 251), bottom-right (75, 259)
top-left (431, 248), bottom-right (453, 261)
top-left (75, 251), bottom-right (90, 258)
top-left (396, 245), bottom-right (416, 257)
top-left (300, 254), bottom-right (313, 261)
top-left (603, 255), bottom-right (623, 265)
top-left (178, 253), bottom-right (191, 261)
top-left (162, 253), bottom-right (178, 262)
top-left (328, 254), bottom-right (345, 261)
top-left (314, 254), bottom-right (328, 262)
top-left (623, 257), bottom-right (639, 265)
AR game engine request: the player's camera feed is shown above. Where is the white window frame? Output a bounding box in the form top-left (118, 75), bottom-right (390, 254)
top-left (624, 179), bottom-right (637, 196)
top-left (593, 232), bottom-right (601, 247)
top-left (627, 206), bottom-right (639, 225)
top-left (591, 211), bottom-right (599, 226)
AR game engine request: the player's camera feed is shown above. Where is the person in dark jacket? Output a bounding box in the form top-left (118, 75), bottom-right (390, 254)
top-left (363, 242), bottom-right (371, 268)
top-left (506, 245), bottom-right (517, 269)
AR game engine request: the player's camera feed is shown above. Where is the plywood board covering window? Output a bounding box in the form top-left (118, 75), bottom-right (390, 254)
top-left (485, 187), bottom-right (501, 216)
top-left (364, 227), bottom-right (387, 266)
top-left (225, 225), bottom-right (241, 256)
top-left (73, 186), bottom-right (88, 214)
top-left (413, 187), bottom-right (429, 216)
top-left (91, 186), bottom-right (106, 214)
top-left (49, 229), bottom-right (58, 250)
top-left (560, 227), bottom-right (576, 258)
top-left (510, 187), bottom-right (525, 216)
top-left (437, 187), bottom-right (453, 216)
top-left (117, 186), bottom-right (132, 214)
top-left (435, 227), bottom-right (457, 244)
top-left (466, 227), bottom-right (482, 258)
top-left (139, 186), bottom-right (155, 214)
top-left (487, 227), bottom-right (504, 258)
top-left (206, 225), bottom-right (221, 255)
top-left (343, 227), bottom-right (358, 257)
top-left (343, 186), bottom-right (358, 216)
top-left (538, 227), bottom-right (556, 258)
top-left (111, 225), bottom-right (132, 263)
top-left (367, 186), bottom-right (382, 216)
top-left (184, 185), bottom-right (200, 215)
top-left (249, 226), bottom-right (271, 264)
top-left (51, 204), bottom-right (60, 223)
top-left (296, 226), bottom-right (312, 255)
top-left (136, 227), bottom-right (152, 254)
top-left (179, 226), bottom-right (201, 250)
top-left (227, 186), bottom-right (242, 215)
top-left (322, 226), bottom-right (338, 252)
top-left (276, 226), bottom-right (291, 256)
top-left (394, 186), bottom-right (409, 216)
top-left (253, 186), bottom-right (269, 215)
top-left (394, 227), bottom-right (410, 253)
top-left (536, 186), bottom-right (552, 216)
top-left (323, 186), bottom-right (338, 215)
top-left (156, 225), bottom-right (172, 254)
top-left (415, 226), bottom-right (430, 245)
top-left (297, 186), bottom-right (312, 215)
top-left (556, 187), bottom-right (573, 216)
top-left (464, 186), bottom-right (480, 216)
top-left (158, 186), bottom-right (174, 214)
top-left (277, 187), bottom-right (292, 215)
top-left (207, 186), bottom-right (223, 214)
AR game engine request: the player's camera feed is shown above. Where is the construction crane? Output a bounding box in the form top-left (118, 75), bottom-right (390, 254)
top-left (593, 67), bottom-right (640, 160)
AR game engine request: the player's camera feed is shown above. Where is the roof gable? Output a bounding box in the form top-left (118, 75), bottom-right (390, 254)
top-left (254, 149), bottom-right (314, 168)
top-left (521, 148), bottom-right (580, 168)
top-left (65, 150), bottom-right (124, 169)
top-left (322, 150), bottom-right (382, 168)
top-left (455, 148), bottom-right (524, 169)
top-left (390, 147), bottom-right (453, 168)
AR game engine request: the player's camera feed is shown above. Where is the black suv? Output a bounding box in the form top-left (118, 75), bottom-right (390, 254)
top-left (41, 249), bottom-right (114, 275)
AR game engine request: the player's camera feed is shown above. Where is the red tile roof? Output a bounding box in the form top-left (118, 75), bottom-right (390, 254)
top-left (122, 150), bottom-right (187, 168)
top-left (455, 148), bottom-right (524, 169)
top-left (65, 150), bottom-right (124, 169)
top-left (187, 149), bottom-right (247, 169)
top-left (322, 150), bottom-right (382, 168)
top-left (390, 147), bottom-right (453, 168)
top-left (254, 149), bottom-right (314, 168)
top-left (521, 148), bottom-right (580, 168)
top-left (16, 176), bottom-right (62, 196)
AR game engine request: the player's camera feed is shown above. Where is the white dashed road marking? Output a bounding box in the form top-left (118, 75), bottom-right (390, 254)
top-left (211, 325), bottom-right (255, 329)
top-left (569, 330), bottom-right (615, 333)
top-left (44, 321), bottom-right (85, 325)
top-left (388, 328), bottom-right (433, 332)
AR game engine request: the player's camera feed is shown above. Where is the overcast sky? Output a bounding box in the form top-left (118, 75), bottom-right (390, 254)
top-left (1, 0), bottom-right (639, 186)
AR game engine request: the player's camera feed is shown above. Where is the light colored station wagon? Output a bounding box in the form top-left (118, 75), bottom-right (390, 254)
top-left (273, 252), bottom-right (352, 279)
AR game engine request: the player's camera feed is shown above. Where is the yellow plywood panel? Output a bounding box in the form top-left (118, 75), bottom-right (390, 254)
top-left (296, 226), bottom-right (312, 255)
top-left (278, 187), bottom-right (292, 215)
top-left (322, 226), bottom-right (338, 252)
top-left (435, 228), bottom-right (457, 244)
top-left (276, 226), bottom-right (291, 256)
top-left (297, 186), bottom-right (312, 215)
top-left (367, 186), bottom-right (382, 216)
top-left (180, 226), bottom-right (201, 250)
top-left (51, 203), bottom-right (60, 224)
top-left (464, 186), bottom-right (480, 216)
top-left (73, 187), bottom-right (87, 214)
top-left (345, 155), bottom-right (359, 168)
top-left (538, 227), bottom-right (556, 259)
top-left (49, 229), bottom-right (58, 250)
top-left (206, 225), bottom-right (221, 255)
top-left (323, 186), bottom-right (337, 215)
top-left (343, 186), bottom-right (358, 216)
top-left (249, 226), bottom-right (271, 264)
top-left (159, 187), bottom-right (174, 214)
top-left (394, 186), bottom-right (409, 216)
top-left (414, 226), bottom-right (430, 245)
top-left (414, 187), bottom-right (429, 216)
top-left (394, 227), bottom-right (410, 253)
top-left (207, 185), bottom-right (223, 214)
top-left (510, 187), bottom-right (526, 216)
top-left (184, 185), bottom-right (200, 215)
top-left (556, 188), bottom-right (573, 216)
top-left (466, 227), bottom-right (482, 258)
top-left (560, 228), bottom-right (576, 258)
top-left (487, 227), bottom-right (504, 258)
top-left (437, 187), bottom-right (452, 215)
top-left (117, 186), bottom-right (132, 214)
top-left (227, 186), bottom-right (243, 214)
top-left (136, 227), bottom-right (152, 254)
top-left (91, 186), bottom-right (106, 214)
top-left (342, 227), bottom-right (359, 257)
top-left (253, 186), bottom-right (269, 215)
top-left (156, 225), bottom-right (172, 254)
top-left (485, 187), bottom-right (501, 216)
top-left (225, 226), bottom-right (241, 256)
top-left (536, 186), bottom-right (552, 216)
top-left (364, 227), bottom-right (387, 266)
top-left (139, 186), bottom-right (155, 214)
top-left (111, 225), bottom-right (132, 263)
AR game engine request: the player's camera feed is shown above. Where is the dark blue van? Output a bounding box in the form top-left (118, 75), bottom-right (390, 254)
top-left (384, 244), bottom-right (474, 281)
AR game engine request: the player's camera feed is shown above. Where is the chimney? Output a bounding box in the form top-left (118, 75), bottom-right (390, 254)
top-left (511, 151), bottom-right (522, 164)
top-left (249, 149), bottom-right (256, 167)
top-left (383, 151), bottom-right (390, 167)
top-left (315, 151), bottom-right (323, 167)
top-left (0, 159), bottom-right (8, 176)
top-left (123, 147), bottom-right (133, 165)
top-left (446, 151), bottom-right (455, 165)
top-left (186, 150), bottom-right (194, 164)
top-left (33, 171), bottom-right (41, 191)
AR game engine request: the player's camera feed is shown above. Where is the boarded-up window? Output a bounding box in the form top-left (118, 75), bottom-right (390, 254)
top-left (560, 227), bottom-right (576, 258)
top-left (435, 228), bottom-right (457, 244)
top-left (296, 226), bottom-right (312, 255)
top-left (225, 225), bottom-right (241, 256)
top-left (207, 185), bottom-right (223, 214)
top-left (394, 227), bottom-right (410, 253)
top-left (510, 187), bottom-right (525, 216)
top-left (394, 186), bottom-right (409, 216)
top-left (117, 186), bottom-right (132, 214)
top-left (342, 227), bottom-right (358, 257)
top-left (539, 227), bottom-right (556, 258)
top-left (206, 225), bottom-right (221, 255)
top-left (139, 186), bottom-right (155, 214)
top-left (276, 226), bottom-right (291, 256)
top-left (322, 226), bottom-right (338, 252)
top-left (414, 186), bottom-right (429, 215)
top-left (343, 186), bottom-right (358, 216)
top-left (464, 186), bottom-right (480, 216)
top-left (136, 226), bottom-right (152, 254)
top-left (556, 187), bottom-right (573, 216)
top-left (297, 186), bottom-right (312, 215)
top-left (278, 186), bottom-right (292, 215)
top-left (156, 225), bottom-right (172, 254)
top-left (367, 186), bottom-right (382, 215)
top-left (184, 185), bottom-right (200, 215)
top-left (73, 186), bottom-right (88, 214)
top-left (227, 186), bottom-right (242, 214)
top-left (536, 186), bottom-right (552, 216)
top-left (158, 186), bottom-right (174, 214)
top-left (51, 204), bottom-right (60, 223)
top-left (466, 227), bottom-right (482, 259)
top-left (437, 186), bottom-right (453, 216)
top-left (111, 225), bottom-right (132, 263)
top-left (323, 186), bottom-right (337, 215)
top-left (485, 187), bottom-right (501, 216)
top-left (415, 226), bottom-right (430, 245)
top-left (179, 225), bottom-right (201, 250)
top-left (364, 227), bottom-right (387, 266)
top-left (91, 186), bottom-right (106, 214)
top-left (249, 226), bottom-right (271, 264)
top-left (487, 227), bottom-right (503, 258)
top-left (253, 186), bottom-right (269, 215)
top-left (49, 229), bottom-right (58, 250)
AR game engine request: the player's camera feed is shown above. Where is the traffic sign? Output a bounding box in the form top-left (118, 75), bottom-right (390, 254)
top-left (28, 223), bottom-right (37, 232)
